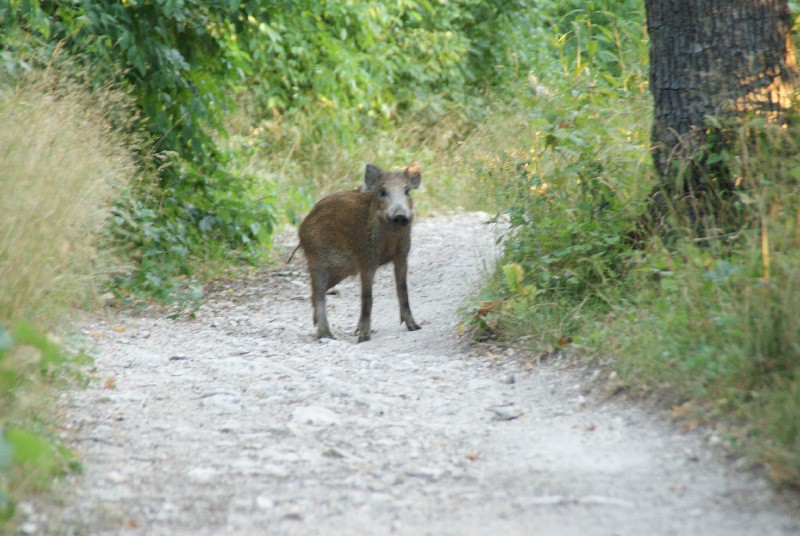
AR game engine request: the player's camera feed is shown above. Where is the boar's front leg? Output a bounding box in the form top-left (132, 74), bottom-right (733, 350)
top-left (394, 254), bottom-right (421, 332)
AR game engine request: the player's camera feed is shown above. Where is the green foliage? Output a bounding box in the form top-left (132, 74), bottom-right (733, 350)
top-left (3, 0), bottom-right (551, 299)
top-left (463, 0), bottom-right (800, 490)
top-left (465, 63), bottom-right (651, 345)
top-left (239, 0), bottom-right (535, 131)
top-left (600, 116), bottom-right (800, 487)
top-left (539, 0), bottom-right (648, 87)
top-left (3, 1), bottom-right (278, 300)
top-left (108, 160), bottom-right (277, 300)
top-left (0, 323), bottom-right (87, 531)
top-left (2, 0), bottom-right (244, 164)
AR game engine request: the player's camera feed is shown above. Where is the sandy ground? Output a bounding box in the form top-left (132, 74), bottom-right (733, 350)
top-left (33, 212), bottom-right (799, 535)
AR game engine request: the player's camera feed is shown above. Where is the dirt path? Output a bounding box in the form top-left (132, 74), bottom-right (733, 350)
top-left (36, 213), bottom-right (798, 535)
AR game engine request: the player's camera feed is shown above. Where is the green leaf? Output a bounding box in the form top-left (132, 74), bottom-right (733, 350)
top-left (12, 322), bottom-right (65, 367)
top-left (503, 263), bottom-right (525, 293)
top-left (4, 428), bottom-right (57, 474)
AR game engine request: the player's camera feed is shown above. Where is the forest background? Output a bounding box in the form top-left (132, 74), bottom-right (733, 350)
top-left (1, 0), bottom-right (799, 526)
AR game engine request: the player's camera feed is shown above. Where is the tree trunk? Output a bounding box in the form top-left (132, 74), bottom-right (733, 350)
top-left (644, 0), bottom-right (797, 226)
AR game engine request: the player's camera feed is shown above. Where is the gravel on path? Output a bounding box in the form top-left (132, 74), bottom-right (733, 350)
top-left (35, 212), bottom-right (799, 535)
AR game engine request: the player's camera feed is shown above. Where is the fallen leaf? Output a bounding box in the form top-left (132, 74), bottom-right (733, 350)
top-left (466, 451), bottom-right (481, 461)
top-left (585, 422), bottom-right (596, 432)
top-left (125, 520), bottom-right (138, 528)
top-left (111, 326), bottom-right (126, 333)
top-left (104, 378), bottom-right (117, 389)
top-left (420, 320), bottom-right (431, 326)
top-left (557, 336), bottom-right (573, 346)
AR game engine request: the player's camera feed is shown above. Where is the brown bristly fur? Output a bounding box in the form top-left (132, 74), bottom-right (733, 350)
top-left (297, 163), bottom-right (422, 342)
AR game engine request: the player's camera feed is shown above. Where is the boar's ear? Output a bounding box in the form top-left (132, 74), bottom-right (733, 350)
top-left (363, 163), bottom-right (382, 192)
top-left (405, 163), bottom-right (422, 189)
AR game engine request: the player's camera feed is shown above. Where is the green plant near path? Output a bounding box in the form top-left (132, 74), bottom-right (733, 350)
top-left (3, 0), bottom-right (546, 300)
top-left (0, 322), bottom-right (89, 532)
top-left (3, 1), bottom-right (278, 300)
top-left (597, 118), bottom-right (800, 488)
top-left (0, 74), bottom-right (129, 530)
top-left (465, 75), bottom-right (652, 347)
top-left (464, 1), bottom-right (800, 490)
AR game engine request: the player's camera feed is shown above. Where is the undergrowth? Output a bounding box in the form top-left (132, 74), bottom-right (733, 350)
top-left (0, 75), bottom-right (127, 529)
top-left (596, 120), bottom-right (800, 488)
top-left (463, 2), bottom-right (800, 490)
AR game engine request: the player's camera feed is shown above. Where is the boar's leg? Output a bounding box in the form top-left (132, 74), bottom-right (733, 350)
top-left (394, 255), bottom-right (421, 331)
top-left (311, 265), bottom-right (335, 339)
top-left (355, 268), bottom-right (375, 343)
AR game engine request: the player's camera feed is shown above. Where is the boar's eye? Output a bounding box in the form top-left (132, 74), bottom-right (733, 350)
top-left (379, 187), bottom-right (388, 198)
top-left (404, 186), bottom-right (411, 196)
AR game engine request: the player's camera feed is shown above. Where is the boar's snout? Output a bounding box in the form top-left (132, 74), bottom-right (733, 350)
top-left (389, 210), bottom-right (411, 226)
top-left (384, 195), bottom-right (413, 226)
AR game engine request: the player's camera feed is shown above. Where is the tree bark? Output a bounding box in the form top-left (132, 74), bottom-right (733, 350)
top-left (644, 0), bottom-right (797, 223)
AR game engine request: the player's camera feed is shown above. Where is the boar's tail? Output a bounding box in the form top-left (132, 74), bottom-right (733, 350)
top-left (286, 244), bottom-right (301, 263)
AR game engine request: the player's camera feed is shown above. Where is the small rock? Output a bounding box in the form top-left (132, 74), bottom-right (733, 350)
top-left (489, 406), bottom-right (523, 421)
top-left (405, 466), bottom-right (444, 480)
top-left (186, 467), bottom-right (218, 483)
top-left (256, 496), bottom-right (275, 510)
top-left (292, 406), bottom-right (341, 426)
top-left (20, 522), bottom-right (38, 535)
top-left (323, 448), bottom-right (346, 459)
top-left (106, 470), bottom-right (127, 483)
top-left (261, 464), bottom-right (289, 478)
top-left (501, 374), bottom-right (515, 385)
top-left (468, 378), bottom-right (495, 390)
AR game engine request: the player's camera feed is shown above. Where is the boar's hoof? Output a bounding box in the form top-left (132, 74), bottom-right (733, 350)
top-left (407, 322), bottom-right (421, 331)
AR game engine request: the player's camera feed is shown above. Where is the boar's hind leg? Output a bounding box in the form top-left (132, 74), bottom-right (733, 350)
top-left (355, 269), bottom-right (375, 343)
top-left (311, 266), bottom-right (335, 339)
top-left (394, 256), bottom-right (421, 332)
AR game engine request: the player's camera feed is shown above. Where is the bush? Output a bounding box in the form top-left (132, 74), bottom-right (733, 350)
top-left (463, 59), bottom-right (651, 346)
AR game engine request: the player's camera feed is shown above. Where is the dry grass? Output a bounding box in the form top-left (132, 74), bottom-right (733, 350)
top-left (228, 103), bottom-right (499, 216)
top-left (0, 75), bottom-right (135, 328)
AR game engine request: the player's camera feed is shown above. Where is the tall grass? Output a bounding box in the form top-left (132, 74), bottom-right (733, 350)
top-left (0, 74), bottom-right (134, 528)
top-left (226, 100), bottom-right (486, 221)
top-left (0, 76), bottom-right (134, 327)
top-left (599, 119), bottom-right (800, 487)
